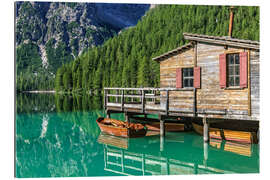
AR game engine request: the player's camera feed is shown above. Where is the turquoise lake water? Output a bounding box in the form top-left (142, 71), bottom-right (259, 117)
top-left (15, 93), bottom-right (259, 177)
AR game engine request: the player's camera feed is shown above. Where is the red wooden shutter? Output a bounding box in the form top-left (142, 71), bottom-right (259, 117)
top-left (176, 68), bottom-right (182, 88)
top-left (194, 67), bottom-right (201, 88)
top-left (219, 54), bottom-right (227, 88)
top-left (240, 52), bottom-right (248, 88)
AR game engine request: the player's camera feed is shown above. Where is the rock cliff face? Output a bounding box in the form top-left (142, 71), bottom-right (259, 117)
top-left (16, 1), bottom-right (150, 73)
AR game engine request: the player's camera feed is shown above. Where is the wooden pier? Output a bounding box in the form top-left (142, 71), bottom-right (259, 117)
top-left (104, 87), bottom-right (205, 141)
top-left (104, 87), bottom-right (198, 117)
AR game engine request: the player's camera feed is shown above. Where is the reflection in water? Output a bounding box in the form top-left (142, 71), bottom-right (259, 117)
top-left (210, 138), bottom-right (254, 157)
top-left (16, 93), bottom-right (259, 177)
top-left (40, 114), bottom-right (49, 138)
top-left (98, 132), bottom-right (259, 175)
top-left (16, 93), bottom-right (103, 113)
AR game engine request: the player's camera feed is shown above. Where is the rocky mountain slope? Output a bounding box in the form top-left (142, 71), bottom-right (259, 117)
top-left (16, 1), bottom-right (150, 73)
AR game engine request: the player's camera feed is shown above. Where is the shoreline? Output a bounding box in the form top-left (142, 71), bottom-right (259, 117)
top-left (22, 90), bottom-right (56, 94)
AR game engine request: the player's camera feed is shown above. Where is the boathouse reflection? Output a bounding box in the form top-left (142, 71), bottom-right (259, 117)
top-left (98, 133), bottom-right (259, 175)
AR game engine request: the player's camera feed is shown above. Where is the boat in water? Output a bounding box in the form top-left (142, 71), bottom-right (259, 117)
top-left (192, 122), bottom-right (258, 144)
top-left (96, 117), bottom-right (147, 138)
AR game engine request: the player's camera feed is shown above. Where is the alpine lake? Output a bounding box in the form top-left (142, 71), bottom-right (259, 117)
top-left (15, 93), bottom-right (259, 178)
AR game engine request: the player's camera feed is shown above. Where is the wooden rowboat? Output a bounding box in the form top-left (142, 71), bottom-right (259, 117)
top-left (192, 122), bottom-right (258, 144)
top-left (145, 122), bottom-right (185, 132)
top-left (96, 117), bottom-right (147, 138)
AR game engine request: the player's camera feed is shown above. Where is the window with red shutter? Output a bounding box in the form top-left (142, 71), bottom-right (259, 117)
top-left (194, 67), bottom-right (201, 88)
top-left (219, 54), bottom-right (227, 88)
top-left (176, 68), bottom-right (182, 88)
top-left (219, 52), bottom-right (248, 88)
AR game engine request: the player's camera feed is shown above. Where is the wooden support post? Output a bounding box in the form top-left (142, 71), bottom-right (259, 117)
top-left (125, 112), bottom-right (130, 124)
top-left (121, 90), bottom-right (124, 111)
top-left (165, 90), bottom-right (169, 116)
top-left (141, 90), bottom-right (145, 113)
top-left (106, 110), bottom-right (111, 118)
top-left (160, 115), bottom-right (165, 137)
top-left (203, 117), bottom-right (209, 142)
top-left (125, 112), bottom-right (130, 137)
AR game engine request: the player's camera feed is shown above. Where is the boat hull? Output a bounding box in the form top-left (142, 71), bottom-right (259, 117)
top-left (96, 117), bottom-right (147, 138)
top-left (146, 122), bottom-right (185, 132)
top-left (192, 122), bottom-right (258, 144)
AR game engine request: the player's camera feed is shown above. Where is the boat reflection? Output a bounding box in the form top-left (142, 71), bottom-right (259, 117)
top-left (209, 138), bottom-right (254, 157)
top-left (98, 132), bottom-right (259, 175)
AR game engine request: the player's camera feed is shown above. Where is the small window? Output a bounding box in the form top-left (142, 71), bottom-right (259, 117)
top-left (227, 53), bottom-right (240, 87)
top-left (182, 68), bottom-right (193, 88)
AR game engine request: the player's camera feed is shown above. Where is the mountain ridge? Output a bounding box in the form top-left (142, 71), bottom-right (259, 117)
top-left (16, 1), bottom-right (150, 91)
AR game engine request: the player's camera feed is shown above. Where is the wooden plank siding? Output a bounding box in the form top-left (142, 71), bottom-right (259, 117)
top-left (159, 42), bottom-right (259, 121)
top-left (250, 50), bottom-right (260, 119)
top-left (160, 48), bottom-right (195, 88)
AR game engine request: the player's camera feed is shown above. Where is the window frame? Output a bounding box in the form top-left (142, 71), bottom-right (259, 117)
top-left (182, 67), bottom-right (194, 88)
top-left (226, 53), bottom-right (240, 87)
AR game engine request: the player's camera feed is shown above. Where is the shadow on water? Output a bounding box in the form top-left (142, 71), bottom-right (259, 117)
top-left (15, 93), bottom-right (259, 177)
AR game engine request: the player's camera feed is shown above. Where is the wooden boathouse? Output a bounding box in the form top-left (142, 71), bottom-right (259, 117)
top-left (103, 10), bottom-right (260, 143)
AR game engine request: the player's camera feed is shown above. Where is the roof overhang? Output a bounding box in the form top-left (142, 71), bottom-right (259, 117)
top-left (152, 42), bottom-right (194, 62)
top-left (153, 33), bottom-right (260, 62)
top-left (183, 32), bottom-right (260, 50)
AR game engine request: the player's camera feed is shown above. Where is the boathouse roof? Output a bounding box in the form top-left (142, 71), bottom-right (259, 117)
top-left (153, 32), bottom-right (260, 62)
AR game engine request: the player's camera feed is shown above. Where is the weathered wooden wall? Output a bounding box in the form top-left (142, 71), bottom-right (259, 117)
top-left (160, 48), bottom-right (195, 113)
top-left (159, 42), bottom-right (259, 121)
top-left (250, 50), bottom-right (260, 120)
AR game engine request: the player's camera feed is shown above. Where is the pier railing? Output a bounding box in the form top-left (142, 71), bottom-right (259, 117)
top-left (104, 87), bottom-right (196, 116)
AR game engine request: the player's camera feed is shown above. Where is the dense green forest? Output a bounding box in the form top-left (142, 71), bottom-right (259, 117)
top-left (53, 5), bottom-right (259, 93)
top-left (16, 42), bottom-right (55, 91)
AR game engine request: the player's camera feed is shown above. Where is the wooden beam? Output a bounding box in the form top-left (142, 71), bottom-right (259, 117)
top-left (159, 115), bottom-right (165, 137)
